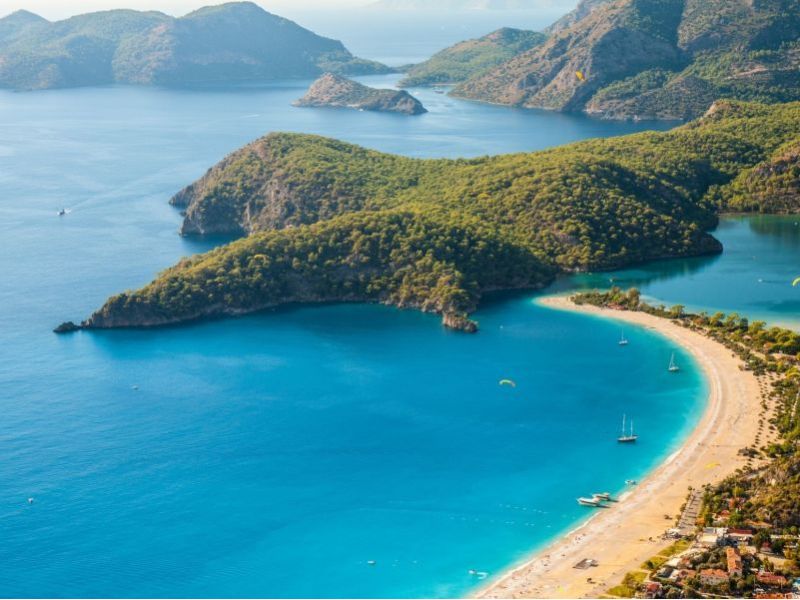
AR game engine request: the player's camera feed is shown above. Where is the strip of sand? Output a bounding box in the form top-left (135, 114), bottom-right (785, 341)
top-left (477, 294), bottom-right (762, 599)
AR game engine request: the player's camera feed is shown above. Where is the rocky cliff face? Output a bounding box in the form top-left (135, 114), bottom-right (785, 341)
top-left (294, 73), bottom-right (427, 115)
top-left (170, 132), bottom-right (425, 237)
top-left (453, 0), bottom-right (800, 120)
top-left (454, 0), bottom-right (685, 112)
top-left (545, 0), bottom-right (611, 35)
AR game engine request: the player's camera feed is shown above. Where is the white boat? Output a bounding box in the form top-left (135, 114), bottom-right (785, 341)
top-left (577, 497), bottom-right (601, 507)
top-left (593, 492), bottom-right (612, 501)
top-left (625, 479), bottom-right (637, 485)
top-left (668, 353), bottom-right (680, 373)
top-left (619, 332), bottom-right (629, 346)
top-left (57, 208), bottom-right (67, 216)
top-left (617, 414), bottom-right (638, 443)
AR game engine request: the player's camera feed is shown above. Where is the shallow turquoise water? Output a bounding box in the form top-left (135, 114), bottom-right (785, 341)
top-left (553, 216), bottom-right (800, 329)
top-left (0, 78), bottom-right (773, 598)
top-left (0, 298), bottom-right (706, 598)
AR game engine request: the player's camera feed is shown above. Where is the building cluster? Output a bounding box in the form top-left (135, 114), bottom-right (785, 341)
top-left (634, 527), bottom-right (800, 599)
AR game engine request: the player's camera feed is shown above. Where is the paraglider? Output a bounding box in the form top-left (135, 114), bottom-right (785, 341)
top-left (499, 379), bottom-right (516, 388)
top-left (792, 276), bottom-right (800, 287)
top-left (575, 70), bottom-right (586, 82)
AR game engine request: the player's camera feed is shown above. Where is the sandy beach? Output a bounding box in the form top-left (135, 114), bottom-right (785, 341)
top-left (477, 295), bottom-right (764, 599)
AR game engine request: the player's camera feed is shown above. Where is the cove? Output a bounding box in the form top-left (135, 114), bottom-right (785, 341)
top-left (0, 79), bottom-right (710, 597)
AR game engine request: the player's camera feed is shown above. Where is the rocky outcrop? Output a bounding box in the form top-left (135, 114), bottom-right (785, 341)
top-left (53, 321), bottom-right (81, 334)
top-left (442, 312), bottom-right (479, 333)
top-left (294, 73), bottom-right (427, 115)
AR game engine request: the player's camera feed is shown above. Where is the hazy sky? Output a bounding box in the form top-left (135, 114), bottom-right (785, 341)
top-left (2, 0), bottom-right (577, 20)
top-left (3, 1), bottom-right (364, 19)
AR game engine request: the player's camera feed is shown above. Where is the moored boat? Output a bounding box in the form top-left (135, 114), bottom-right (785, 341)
top-left (577, 497), bottom-right (602, 507)
top-left (617, 414), bottom-right (638, 443)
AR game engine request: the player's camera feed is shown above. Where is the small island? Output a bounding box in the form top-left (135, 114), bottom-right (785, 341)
top-left (293, 73), bottom-right (427, 115)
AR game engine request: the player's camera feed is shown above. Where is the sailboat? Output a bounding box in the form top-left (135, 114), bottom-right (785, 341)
top-left (617, 414), bottom-right (638, 443)
top-left (668, 353), bottom-right (680, 373)
top-left (619, 332), bottom-right (629, 346)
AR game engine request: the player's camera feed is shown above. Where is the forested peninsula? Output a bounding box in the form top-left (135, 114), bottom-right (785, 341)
top-left (66, 101), bottom-right (800, 333)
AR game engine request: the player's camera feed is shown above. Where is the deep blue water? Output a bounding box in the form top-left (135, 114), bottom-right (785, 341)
top-left (0, 75), bottom-right (791, 598)
top-left (280, 9), bottom-right (570, 66)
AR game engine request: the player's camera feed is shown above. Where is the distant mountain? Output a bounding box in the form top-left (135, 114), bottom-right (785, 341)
top-left (0, 8), bottom-right (48, 43)
top-left (399, 28), bottom-right (546, 87)
top-left (369, 0), bottom-right (556, 9)
top-left (0, 2), bottom-right (391, 90)
top-left (294, 73), bottom-right (427, 116)
top-left (454, 0), bottom-right (800, 120)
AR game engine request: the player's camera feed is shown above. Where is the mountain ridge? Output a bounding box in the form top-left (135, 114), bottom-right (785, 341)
top-left (0, 2), bottom-right (391, 90)
top-left (399, 27), bottom-right (547, 87)
top-left (453, 0), bottom-right (800, 120)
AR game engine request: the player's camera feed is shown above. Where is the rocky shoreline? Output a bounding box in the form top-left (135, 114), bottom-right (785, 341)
top-left (293, 73), bottom-right (427, 115)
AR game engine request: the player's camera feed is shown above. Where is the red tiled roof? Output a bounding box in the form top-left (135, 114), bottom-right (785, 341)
top-left (700, 568), bottom-right (729, 584)
top-left (756, 573), bottom-right (788, 587)
top-left (727, 547), bottom-right (743, 573)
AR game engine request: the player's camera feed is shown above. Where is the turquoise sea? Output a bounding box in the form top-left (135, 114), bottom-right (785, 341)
top-left (1, 71), bottom-right (798, 597)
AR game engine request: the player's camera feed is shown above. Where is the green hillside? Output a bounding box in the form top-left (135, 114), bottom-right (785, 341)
top-left (399, 28), bottom-right (546, 87)
top-left (82, 101), bottom-right (800, 332)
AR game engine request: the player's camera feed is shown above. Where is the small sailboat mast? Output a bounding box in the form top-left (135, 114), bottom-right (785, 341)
top-left (618, 413), bottom-right (638, 443)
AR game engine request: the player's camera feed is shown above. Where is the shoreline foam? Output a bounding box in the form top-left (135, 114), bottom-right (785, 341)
top-left (476, 294), bottom-right (762, 599)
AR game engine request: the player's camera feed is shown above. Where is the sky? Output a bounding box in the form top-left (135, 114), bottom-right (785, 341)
top-left (2, 1), bottom-right (365, 18)
top-left (1, 0), bottom-right (577, 20)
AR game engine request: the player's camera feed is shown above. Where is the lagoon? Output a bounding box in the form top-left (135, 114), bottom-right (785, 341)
top-left (0, 79), bottom-right (787, 597)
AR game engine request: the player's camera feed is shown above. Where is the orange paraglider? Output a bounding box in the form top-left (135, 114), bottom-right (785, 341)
top-left (575, 70), bottom-right (586, 82)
